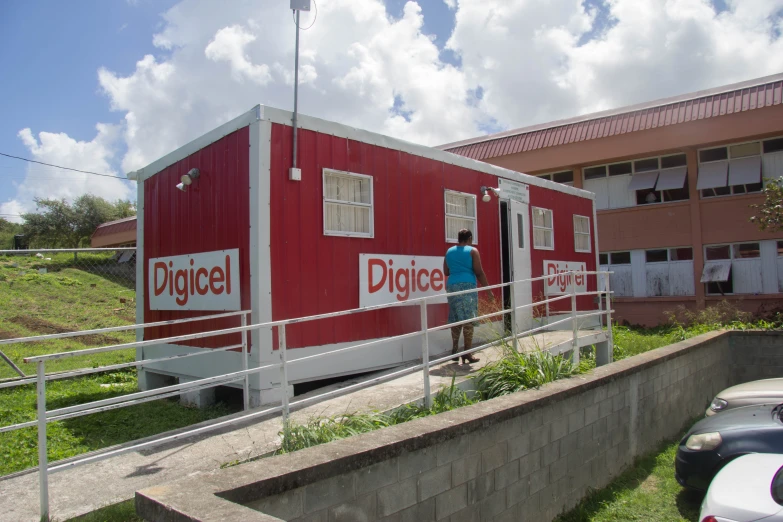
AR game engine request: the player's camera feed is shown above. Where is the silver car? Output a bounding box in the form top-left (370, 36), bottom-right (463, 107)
top-left (706, 378), bottom-right (783, 416)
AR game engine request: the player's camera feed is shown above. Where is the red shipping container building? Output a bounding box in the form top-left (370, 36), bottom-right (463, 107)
top-left (131, 105), bottom-right (599, 405)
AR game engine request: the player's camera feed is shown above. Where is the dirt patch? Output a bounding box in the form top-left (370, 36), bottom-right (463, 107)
top-left (639, 475), bottom-right (659, 493)
top-left (8, 316), bottom-right (123, 346)
top-left (0, 330), bottom-right (18, 340)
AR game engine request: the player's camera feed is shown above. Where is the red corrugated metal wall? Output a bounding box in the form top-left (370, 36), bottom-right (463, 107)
top-left (143, 127), bottom-right (251, 349)
top-left (528, 185), bottom-right (597, 313)
top-left (269, 123), bottom-right (504, 349)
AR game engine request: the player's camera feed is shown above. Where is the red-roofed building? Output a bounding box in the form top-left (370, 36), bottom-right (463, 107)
top-left (442, 73), bottom-right (783, 326)
top-left (90, 216), bottom-right (137, 248)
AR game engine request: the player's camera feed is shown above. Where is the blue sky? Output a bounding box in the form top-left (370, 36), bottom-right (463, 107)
top-left (1, 0), bottom-right (781, 220)
top-left (0, 0), bottom-right (178, 214)
top-left (0, 0), bottom-right (459, 216)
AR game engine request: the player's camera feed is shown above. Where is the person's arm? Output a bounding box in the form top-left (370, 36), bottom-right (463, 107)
top-left (471, 249), bottom-right (492, 297)
top-left (443, 258), bottom-right (450, 278)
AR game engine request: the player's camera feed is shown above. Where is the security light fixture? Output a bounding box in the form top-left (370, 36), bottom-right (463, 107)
top-left (176, 168), bottom-right (201, 192)
top-left (481, 186), bottom-right (500, 202)
top-left (181, 168), bottom-right (200, 186)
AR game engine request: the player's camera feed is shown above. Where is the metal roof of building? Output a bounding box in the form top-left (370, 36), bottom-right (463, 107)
top-left (440, 73), bottom-right (783, 161)
top-left (91, 216), bottom-right (137, 239)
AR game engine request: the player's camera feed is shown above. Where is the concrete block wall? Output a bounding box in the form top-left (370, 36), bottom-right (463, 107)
top-left (137, 331), bottom-right (781, 522)
top-left (731, 331), bottom-right (783, 383)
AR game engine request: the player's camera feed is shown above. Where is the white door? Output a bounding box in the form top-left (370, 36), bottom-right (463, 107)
top-left (509, 197), bottom-right (532, 332)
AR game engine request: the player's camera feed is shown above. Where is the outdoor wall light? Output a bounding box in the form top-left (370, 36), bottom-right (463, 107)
top-left (481, 186), bottom-right (501, 202)
top-left (176, 168), bottom-right (201, 192)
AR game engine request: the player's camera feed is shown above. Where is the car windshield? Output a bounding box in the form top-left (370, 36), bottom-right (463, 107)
top-left (773, 465), bottom-right (783, 506)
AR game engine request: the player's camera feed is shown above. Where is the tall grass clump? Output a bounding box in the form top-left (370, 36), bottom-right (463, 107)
top-left (277, 378), bottom-right (476, 454)
top-left (277, 412), bottom-right (394, 454)
top-left (474, 346), bottom-right (578, 400)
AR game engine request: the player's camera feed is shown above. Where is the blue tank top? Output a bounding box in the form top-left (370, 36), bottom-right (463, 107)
top-left (446, 246), bottom-right (476, 285)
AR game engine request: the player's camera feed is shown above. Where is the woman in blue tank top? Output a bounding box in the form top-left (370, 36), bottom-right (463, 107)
top-left (443, 229), bottom-right (493, 364)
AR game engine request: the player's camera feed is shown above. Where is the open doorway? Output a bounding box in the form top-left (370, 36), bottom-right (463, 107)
top-left (500, 200), bottom-right (512, 334)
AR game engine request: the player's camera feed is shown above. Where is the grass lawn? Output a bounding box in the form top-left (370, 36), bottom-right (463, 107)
top-left (557, 432), bottom-right (704, 521)
top-left (64, 500), bottom-right (141, 522)
top-left (0, 253), bottom-right (137, 378)
top-left (0, 254), bottom-right (237, 476)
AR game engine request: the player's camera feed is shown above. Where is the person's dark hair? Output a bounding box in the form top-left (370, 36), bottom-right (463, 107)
top-left (458, 229), bottom-right (473, 243)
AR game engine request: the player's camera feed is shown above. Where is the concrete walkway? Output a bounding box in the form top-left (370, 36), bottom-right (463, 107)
top-left (0, 329), bottom-right (602, 521)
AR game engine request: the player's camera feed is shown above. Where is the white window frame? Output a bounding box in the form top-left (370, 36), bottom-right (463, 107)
top-left (573, 215), bottom-right (591, 253)
top-left (703, 241), bottom-right (763, 295)
top-left (538, 170), bottom-right (575, 187)
top-left (599, 251), bottom-right (633, 297)
top-left (444, 189), bottom-right (478, 244)
top-left (643, 247), bottom-right (695, 297)
top-left (583, 152), bottom-right (689, 210)
top-left (322, 169), bottom-right (374, 238)
top-left (532, 207), bottom-right (554, 250)
top-left (698, 139), bottom-right (766, 199)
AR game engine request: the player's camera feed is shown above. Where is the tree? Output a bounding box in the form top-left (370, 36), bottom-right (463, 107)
top-left (0, 218), bottom-right (23, 249)
top-left (21, 195), bottom-right (137, 248)
top-left (750, 177), bottom-right (783, 232)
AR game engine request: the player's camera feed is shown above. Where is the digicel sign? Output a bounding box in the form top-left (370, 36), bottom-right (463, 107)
top-left (544, 260), bottom-right (587, 295)
top-left (148, 249), bottom-right (240, 311)
top-left (359, 254), bottom-right (448, 307)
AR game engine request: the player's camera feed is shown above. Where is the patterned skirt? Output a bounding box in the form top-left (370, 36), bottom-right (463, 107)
top-left (447, 282), bottom-right (479, 327)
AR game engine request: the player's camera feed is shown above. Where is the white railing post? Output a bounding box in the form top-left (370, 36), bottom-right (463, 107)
top-left (278, 325), bottom-right (289, 424)
top-left (420, 301), bottom-right (432, 410)
top-left (241, 314), bottom-right (249, 411)
top-left (544, 282), bottom-right (550, 324)
top-left (597, 273), bottom-right (614, 366)
top-left (37, 361), bottom-right (49, 521)
top-left (570, 273), bottom-right (580, 367)
top-left (508, 280), bottom-right (518, 351)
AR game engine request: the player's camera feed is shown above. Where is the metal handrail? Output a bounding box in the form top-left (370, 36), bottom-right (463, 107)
top-left (2, 270), bottom-right (613, 520)
top-left (22, 271), bottom-right (606, 363)
top-left (0, 310), bottom-right (251, 347)
top-left (0, 248), bottom-right (136, 254)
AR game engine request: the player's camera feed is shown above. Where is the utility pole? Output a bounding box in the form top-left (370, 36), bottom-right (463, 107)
top-left (289, 0), bottom-right (311, 182)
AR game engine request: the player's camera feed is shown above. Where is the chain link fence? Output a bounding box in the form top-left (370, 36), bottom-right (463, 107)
top-left (0, 248), bottom-right (137, 378)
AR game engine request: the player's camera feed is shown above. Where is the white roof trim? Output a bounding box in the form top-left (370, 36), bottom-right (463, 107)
top-left (134, 105), bottom-right (594, 200)
top-left (260, 106), bottom-right (594, 200)
top-left (131, 107), bottom-right (262, 182)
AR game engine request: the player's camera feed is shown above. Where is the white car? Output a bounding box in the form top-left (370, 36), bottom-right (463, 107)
top-left (707, 378), bottom-right (783, 416)
top-left (700, 453), bottom-right (783, 522)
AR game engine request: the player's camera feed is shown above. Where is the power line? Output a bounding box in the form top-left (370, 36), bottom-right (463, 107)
top-left (0, 152), bottom-right (126, 180)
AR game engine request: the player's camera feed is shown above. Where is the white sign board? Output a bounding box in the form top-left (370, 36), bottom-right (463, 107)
top-left (360, 254), bottom-right (448, 307)
top-left (148, 249), bottom-right (240, 311)
top-left (544, 260), bottom-right (587, 296)
top-left (497, 178), bottom-right (529, 203)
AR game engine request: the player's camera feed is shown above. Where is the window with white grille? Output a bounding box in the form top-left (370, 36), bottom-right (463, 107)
top-left (323, 169), bottom-right (373, 237)
top-left (573, 215), bottom-right (591, 253)
top-left (445, 190), bottom-right (477, 243)
top-left (532, 207), bottom-right (554, 250)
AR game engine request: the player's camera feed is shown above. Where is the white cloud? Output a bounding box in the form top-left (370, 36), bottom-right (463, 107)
top-left (7, 0), bottom-right (783, 218)
top-left (0, 124), bottom-right (133, 222)
top-left (447, 0), bottom-right (783, 129)
top-left (205, 25), bottom-right (272, 85)
top-left (95, 0), bottom-right (485, 173)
